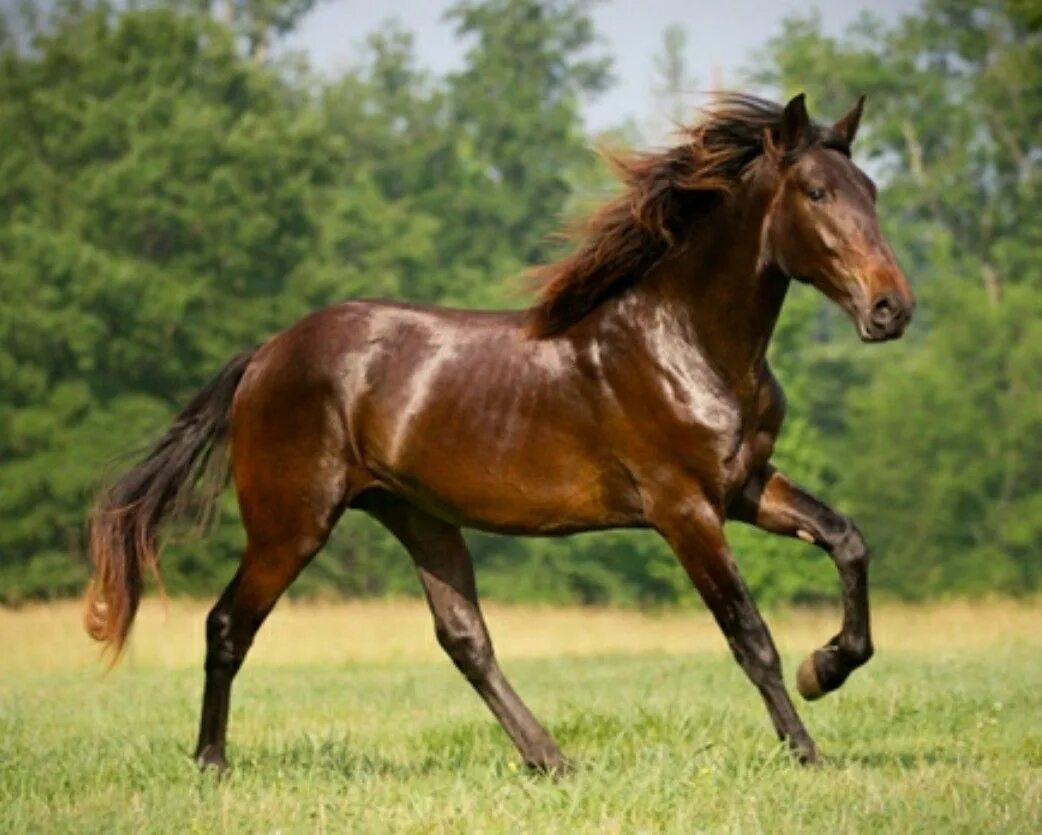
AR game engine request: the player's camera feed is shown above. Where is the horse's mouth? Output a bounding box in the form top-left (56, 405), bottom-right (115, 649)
top-left (856, 317), bottom-right (910, 343)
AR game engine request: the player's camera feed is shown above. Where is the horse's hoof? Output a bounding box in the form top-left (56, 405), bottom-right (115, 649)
top-left (524, 753), bottom-right (574, 779)
top-left (195, 745), bottom-right (230, 775)
top-left (795, 744), bottom-right (824, 766)
top-left (796, 653), bottom-right (825, 701)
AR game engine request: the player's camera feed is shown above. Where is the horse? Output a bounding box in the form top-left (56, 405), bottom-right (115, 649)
top-left (84, 92), bottom-right (914, 773)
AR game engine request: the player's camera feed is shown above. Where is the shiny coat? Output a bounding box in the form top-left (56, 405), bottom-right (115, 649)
top-left (86, 93), bottom-right (914, 773)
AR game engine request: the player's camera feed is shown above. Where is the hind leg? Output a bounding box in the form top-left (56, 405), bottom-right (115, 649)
top-left (366, 494), bottom-right (566, 773)
top-left (193, 537), bottom-right (324, 771)
top-left (194, 473), bottom-right (348, 771)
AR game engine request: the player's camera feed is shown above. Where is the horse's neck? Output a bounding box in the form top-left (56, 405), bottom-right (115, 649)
top-left (608, 181), bottom-right (789, 390)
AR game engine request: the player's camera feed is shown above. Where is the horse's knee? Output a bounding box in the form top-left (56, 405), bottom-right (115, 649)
top-left (435, 616), bottom-right (493, 680)
top-left (831, 519), bottom-right (868, 571)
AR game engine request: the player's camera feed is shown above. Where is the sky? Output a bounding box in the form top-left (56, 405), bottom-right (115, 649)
top-left (284, 0), bottom-right (922, 133)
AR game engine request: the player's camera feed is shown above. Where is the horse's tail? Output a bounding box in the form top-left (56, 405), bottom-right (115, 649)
top-left (84, 348), bottom-right (257, 661)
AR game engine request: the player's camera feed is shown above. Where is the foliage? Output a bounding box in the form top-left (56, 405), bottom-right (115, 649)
top-left (0, 3), bottom-right (334, 598)
top-left (0, 0), bottom-right (1038, 606)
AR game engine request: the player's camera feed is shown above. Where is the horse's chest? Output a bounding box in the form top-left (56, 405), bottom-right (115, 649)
top-left (665, 391), bottom-right (774, 499)
top-left (650, 392), bottom-right (744, 474)
top-left (616, 348), bottom-right (782, 502)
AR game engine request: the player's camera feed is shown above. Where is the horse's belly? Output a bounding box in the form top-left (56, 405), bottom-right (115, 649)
top-left (364, 427), bottom-right (643, 535)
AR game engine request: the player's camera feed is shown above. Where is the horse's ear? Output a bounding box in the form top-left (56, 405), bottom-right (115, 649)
top-left (833, 94), bottom-right (866, 146)
top-left (765, 92), bottom-right (810, 165)
top-left (780, 93), bottom-right (810, 151)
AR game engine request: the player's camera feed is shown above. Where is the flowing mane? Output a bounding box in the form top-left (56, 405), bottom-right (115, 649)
top-left (526, 93), bottom-right (843, 337)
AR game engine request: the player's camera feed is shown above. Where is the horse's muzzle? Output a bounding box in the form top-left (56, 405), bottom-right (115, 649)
top-left (858, 292), bottom-right (914, 342)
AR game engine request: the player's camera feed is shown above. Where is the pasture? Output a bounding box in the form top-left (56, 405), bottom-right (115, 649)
top-left (2, 599), bottom-right (1041, 833)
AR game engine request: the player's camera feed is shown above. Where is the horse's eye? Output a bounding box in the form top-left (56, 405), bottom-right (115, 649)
top-left (807, 187), bottom-right (827, 202)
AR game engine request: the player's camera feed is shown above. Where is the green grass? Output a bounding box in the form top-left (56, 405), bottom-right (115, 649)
top-left (3, 610), bottom-right (1041, 833)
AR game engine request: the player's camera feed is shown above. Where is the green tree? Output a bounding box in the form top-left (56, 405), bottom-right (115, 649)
top-left (0, 3), bottom-right (334, 597)
top-left (445, 0), bottom-right (612, 270)
top-left (653, 23), bottom-right (695, 128)
top-left (0, 0), bottom-right (622, 604)
top-left (754, 1), bottom-right (1042, 597)
top-left (3, 0), bottom-right (1037, 608)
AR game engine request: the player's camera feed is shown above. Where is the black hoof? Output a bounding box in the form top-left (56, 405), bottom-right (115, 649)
top-left (796, 647), bottom-right (851, 701)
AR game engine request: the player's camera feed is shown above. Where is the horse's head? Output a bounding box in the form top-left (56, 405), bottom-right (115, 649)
top-left (762, 94), bottom-right (914, 342)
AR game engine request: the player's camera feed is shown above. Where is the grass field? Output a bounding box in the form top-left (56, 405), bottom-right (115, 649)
top-left (2, 598), bottom-right (1041, 833)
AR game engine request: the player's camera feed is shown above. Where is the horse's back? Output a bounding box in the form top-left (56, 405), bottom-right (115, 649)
top-left (229, 298), bottom-right (642, 533)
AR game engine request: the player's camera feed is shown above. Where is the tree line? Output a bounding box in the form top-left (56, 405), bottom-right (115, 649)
top-left (0, 0), bottom-right (1038, 606)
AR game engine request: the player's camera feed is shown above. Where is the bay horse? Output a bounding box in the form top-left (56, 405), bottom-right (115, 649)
top-left (85, 93), bottom-right (914, 773)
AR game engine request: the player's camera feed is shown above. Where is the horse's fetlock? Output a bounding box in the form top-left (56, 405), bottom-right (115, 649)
top-left (840, 634), bottom-right (874, 666)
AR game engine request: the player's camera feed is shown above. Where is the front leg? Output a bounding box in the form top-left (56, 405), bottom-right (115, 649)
top-left (651, 495), bottom-right (819, 764)
top-left (731, 465), bottom-right (874, 700)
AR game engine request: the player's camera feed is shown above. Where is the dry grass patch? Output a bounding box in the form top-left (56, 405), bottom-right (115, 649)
top-left (2, 596), bottom-right (1040, 673)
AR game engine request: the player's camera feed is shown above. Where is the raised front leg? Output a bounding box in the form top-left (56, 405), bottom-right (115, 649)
top-left (731, 465), bottom-right (874, 700)
top-left (651, 497), bottom-right (819, 764)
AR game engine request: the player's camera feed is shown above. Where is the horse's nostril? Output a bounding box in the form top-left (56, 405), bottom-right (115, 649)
top-left (870, 294), bottom-right (901, 325)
